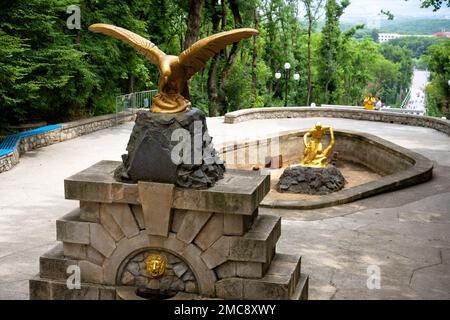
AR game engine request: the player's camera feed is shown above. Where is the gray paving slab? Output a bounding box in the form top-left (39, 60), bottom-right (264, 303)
top-left (0, 116), bottom-right (449, 299)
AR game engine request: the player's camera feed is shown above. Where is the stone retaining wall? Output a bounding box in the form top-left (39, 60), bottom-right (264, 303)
top-left (0, 111), bottom-right (136, 173)
top-left (0, 149), bottom-right (19, 173)
top-left (224, 107), bottom-right (450, 136)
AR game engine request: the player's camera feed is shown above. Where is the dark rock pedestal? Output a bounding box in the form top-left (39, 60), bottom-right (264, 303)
top-left (276, 165), bottom-right (345, 195)
top-left (114, 108), bottom-right (225, 189)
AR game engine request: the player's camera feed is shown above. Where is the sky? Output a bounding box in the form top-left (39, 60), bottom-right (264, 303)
top-left (341, 0), bottom-right (450, 20)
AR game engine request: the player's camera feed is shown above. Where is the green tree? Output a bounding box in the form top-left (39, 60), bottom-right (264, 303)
top-left (423, 39), bottom-right (450, 116)
top-left (317, 0), bottom-right (349, 104)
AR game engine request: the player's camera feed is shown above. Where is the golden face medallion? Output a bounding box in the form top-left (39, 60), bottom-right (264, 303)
top-left (145, 254), bottom-right (166, 278)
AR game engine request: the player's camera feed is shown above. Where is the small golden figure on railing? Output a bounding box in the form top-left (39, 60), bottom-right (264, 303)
top-left (301, 122), bottom-right (335, 168)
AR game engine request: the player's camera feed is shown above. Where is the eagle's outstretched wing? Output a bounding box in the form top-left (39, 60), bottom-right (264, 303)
top-left (88, 23), bottom-right (166, 65)
top-left (178, 28), bottom-right (259, 79)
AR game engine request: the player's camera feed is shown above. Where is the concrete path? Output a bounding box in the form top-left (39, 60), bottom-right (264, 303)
top-left (405, 69), bottom-right (429, 113)
top-left (1, 116), bottom-right (449, 299)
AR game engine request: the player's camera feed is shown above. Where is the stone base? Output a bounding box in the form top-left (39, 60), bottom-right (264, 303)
top-left (276, 164), bottom-right (345, 195)
top-left (115, 108), bottom-right (225, 189)
top-left (30, 161), bottom-right (309, 300)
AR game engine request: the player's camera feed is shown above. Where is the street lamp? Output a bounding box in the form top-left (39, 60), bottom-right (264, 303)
top-left (275, 62), bottom-right (300, 107)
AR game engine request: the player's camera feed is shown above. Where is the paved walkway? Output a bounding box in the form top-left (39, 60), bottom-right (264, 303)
top-left (405, 69), bottom-right (429, 112)
top-left (1, 117), bottom-right (449, 299)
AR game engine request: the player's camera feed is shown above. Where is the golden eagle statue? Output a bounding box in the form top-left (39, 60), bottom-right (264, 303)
top-left (89, 23), bottom-right (259, 113)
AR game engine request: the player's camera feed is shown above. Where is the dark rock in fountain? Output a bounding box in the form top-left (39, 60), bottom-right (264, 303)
top-left (276, 165), bottom-right (345, 195)
top-left (114, 108), bottom-right (225, 189)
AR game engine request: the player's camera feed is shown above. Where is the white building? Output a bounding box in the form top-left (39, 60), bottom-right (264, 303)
top-left (378, 33), bottom-right (432, 43)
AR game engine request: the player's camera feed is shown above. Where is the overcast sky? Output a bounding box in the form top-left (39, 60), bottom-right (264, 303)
top-left (341, 0), bottom-right (450, 19)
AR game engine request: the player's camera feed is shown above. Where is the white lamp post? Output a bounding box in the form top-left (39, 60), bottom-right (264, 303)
top-left (274, 62), bottom-right (300, 107)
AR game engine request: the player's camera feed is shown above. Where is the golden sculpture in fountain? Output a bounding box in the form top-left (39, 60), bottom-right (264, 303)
top-left (89, 23), bottom-right (258, 113)
top-left (301, 122), bottom-right (335, 168)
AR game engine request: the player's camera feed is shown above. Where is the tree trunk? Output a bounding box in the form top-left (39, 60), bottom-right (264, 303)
top-left (184, 0), bottom-right (204, 50)
top-left (306, 18), bottom-right (313, 106)
top-left (128, 73), bottom-right (134, 94)
top-left (252, 8), bottom-right (260, 99)
top-left (219, 0), bottom-right (242, 83)
top-left (207, 0), bottom-right (222, 116)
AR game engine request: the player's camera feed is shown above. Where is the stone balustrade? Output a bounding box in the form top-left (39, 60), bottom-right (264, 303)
top-left (224, 106), bottom-right (450, 136)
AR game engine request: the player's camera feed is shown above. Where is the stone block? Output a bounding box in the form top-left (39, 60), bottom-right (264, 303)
top-left (223, 212), bottom-right (256, 236)
top-left (223, 214), bottom-right (244, 236)
top-left (177, 210), bottom-right (212, 244)
top-left (229, 237), bottom-right (266, 263)
top-left (86, 246), bottom-right (105, 266)
top-left (130, 205), bottom-right (145, 230)
top-left (201, 237), bottom-right (230, 269)
top-left (90, 223), bottom-right (116, 258)
top-left (229, 214), bottom-right (280, 264)
top-left (79, 260), bottom-right (104, 284)
top-left (63, 243), bottom-right (86, 260)
top-left (80, 201), bottom-right (100, 222)
top-left (29, 278), bottom-right (51, 300)
top-left (103, 232), bottom-right (152, 285)
top-left (65, 162), bottom-right (271, 214)
top-left (180, 244), bottom-right (216, 297)
top-left (239, 253), bottom-right (302, 300)
top-left (215, 278), bottom-right (244, 300)
top-left (171, 209), bottom-right (185, 233)
top-left (65, 177), bottom-right (113, 203)
top-left (99, 203), bottom-right (125, 242)
top-left (56, 210), bottom-right (90, 245)
top-left (194, 213), bottom-right (224, 251)
top-left (236, 261), bottom-right (266, 279)
top-left (265, 253), bottom-right (301, 288)
top-left (164, 233), bottom-right (188, 253)
top-left (215, 261), bottom-right (236, 279)
top-left (172, 170), bottom-right (270, 215)
top-left (185, 281), bottom-right (198, 293)
top-left (99, 287), bottom-right (117, 300)
top-left (291, 274), bottom-right (309, 300)
top-left (106, 203), bottom-right (140, 238)
top-left (50, 280), bottom-right (100, 300)
top-left (138, 181), bottom-right (174, 237)
top-left (39, 245), bottom-right (78, 280)
top-left (111, 182), bottom-right (140, 204)
top-left (242, 275), bottom-right (291, 300)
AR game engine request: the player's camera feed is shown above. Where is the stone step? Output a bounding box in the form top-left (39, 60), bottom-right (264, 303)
top-left (30, 276), bottom-right (116, 300)
top-left (215, 252), bottom-right (303, 300)
top-left (202, 214), bottom-right (281, 269)
top-left (291, 274), bottom-right (309, 300)
top-left (229, 214), bottom-right (281, 264)
top-left (39, 244), bottom-right (77, 281)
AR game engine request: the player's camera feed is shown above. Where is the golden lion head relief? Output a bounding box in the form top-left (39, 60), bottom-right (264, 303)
top-left (145, 254), bottom-right (167, 278)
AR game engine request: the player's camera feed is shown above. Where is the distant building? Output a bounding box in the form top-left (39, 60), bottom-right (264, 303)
top-left (378, 33), bottom-right (406, 43)
top-left (378, 33), bottom-right (432, 43)
top-left (432, 31), bottom-right (450, 38)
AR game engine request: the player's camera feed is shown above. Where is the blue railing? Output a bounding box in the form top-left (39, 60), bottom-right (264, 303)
top-left (0, 124), bottom-right (62, 157)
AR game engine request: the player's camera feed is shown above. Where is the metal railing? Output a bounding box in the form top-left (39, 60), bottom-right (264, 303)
top-left (115, 89), bottom-right (158, 124)
top-left (400, 89), bottom-right (412, 109)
